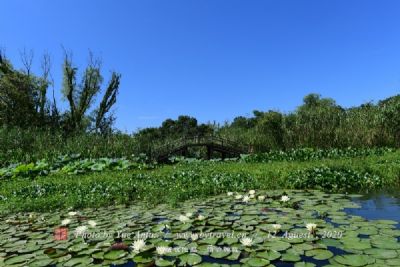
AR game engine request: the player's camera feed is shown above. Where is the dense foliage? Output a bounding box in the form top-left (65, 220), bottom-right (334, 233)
top-left (219, 94), bottom-right (400, 152)
top-left (240, 147), bottom-right (393, 163)
top-left (1, 150), bottom-right (399, 213)
top-left (2, 49), bottom-right (400, 160)
top-left (0, 50), bottom-right (120, 134)
top-left (0, 154), bottom-right (153, 179)
top-left (286, 166), bottom-right (383, 192)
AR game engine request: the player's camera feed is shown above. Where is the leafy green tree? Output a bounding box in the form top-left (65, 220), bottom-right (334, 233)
top-left (0, 52), bottom-right (50, 127)
top-left (294, 94), bottom-right (344, 148)
top-left (253, 111), bottom-right (284, 151)
top-left (61, 52), bottom-right (121, 134)
top-left (379, 95), bottom-right (400, 146)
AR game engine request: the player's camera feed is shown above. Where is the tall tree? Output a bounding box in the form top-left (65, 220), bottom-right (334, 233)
top-left (61, 52), bottom-right (121, 133)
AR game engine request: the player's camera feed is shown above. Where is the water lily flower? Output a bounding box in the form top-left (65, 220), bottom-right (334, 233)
top-left (88, 220), bottom-right (97, 227)
top-left (197, 214), bottom-right (205, 221)
top-left (258, 195), bottom-right (266, 201)
top-left (235, 194), bottom-right (243, 200)
top-left (68, 211), bottom-right (77, 216)
top-left (281, 195), bottom-right (290, 202)
top-left (272, 224), bottom-right (282, 231)
top-left (185, 212), bottom-right (193, 218)
top-left (61, 219), bottom-right (71, 226)
top-left (179, 215), bottom-right (190, 223)
top-left (240, 237), bottom-right (253, 247)
top-left (74, 225), bottom-right (88, 235)
top-left (191, 233), bottom-right (199, 241)
top-left (306, 223), bottom-right (317, 233)
top-left (156, 246), bottom-right (171, 255)
top-left (249, 190), bottom-right (256, 195)
top-left (227, 192), bottom-right (234, 196)
top-left (243, 195), bottom-right (250, 203)
top-left (132, 239), bottom-right (146, 252)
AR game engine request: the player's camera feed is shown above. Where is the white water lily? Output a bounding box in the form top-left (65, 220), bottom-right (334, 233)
top-left (61, 219), bottom-right (71, 226)
top-left (243, 195), bottom-right (250, 203)
top-left (197, 214), bottom-right (205, 221)
top-left (258, 195), bottom-right (266, 201)
top-left (240, 237), bottom-right (253, 247)
top-left (272, 224), bottom-right (282, 231)
top-left (74, 225), bottom-right (88, 235)
top-left (68, 211), bottom-right (77, 216)
top-left (191, 233), bottom-right (199, 241)
top-left (132, 239), bottom-right (146, 252)
top-left (227, 192), bottom-right (234, 196)
top-left (88, 220), bottom-right (97, 227)
top-left (235, 194), bottom-right (243, 200)
top-left (249, 190), bottom-right (256, 195)
top-left (179, 215), bottom-right (190, 223)
top-left (306, 223), bottom-right (317, 232)
top-left (249, 194), bottom-right (255, 199)
top-left (156, 246), bottom-right (170, 255)
top-left (281, 195), bottom-right (290, 202)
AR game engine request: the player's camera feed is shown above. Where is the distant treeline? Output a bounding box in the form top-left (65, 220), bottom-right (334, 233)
top-left (1, 49), bottom-right (400, 163)
top-left (135, 93), bottom-right (400, 154)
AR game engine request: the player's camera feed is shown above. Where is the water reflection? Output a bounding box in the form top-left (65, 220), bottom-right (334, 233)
top-left (345, 192), bottom-right (400, 227)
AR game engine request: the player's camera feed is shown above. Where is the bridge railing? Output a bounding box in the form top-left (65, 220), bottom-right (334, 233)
top-left (152, 135), bottom-right (249, 158)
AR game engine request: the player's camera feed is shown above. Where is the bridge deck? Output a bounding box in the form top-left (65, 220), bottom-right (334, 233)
top-left (152, 135), bottom-right (249, 162)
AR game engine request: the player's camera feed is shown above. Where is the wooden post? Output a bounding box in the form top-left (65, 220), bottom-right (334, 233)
top-left (207, 146), bottom-right (213, 160)
top-left (182, 146), bottom-right (188, 157)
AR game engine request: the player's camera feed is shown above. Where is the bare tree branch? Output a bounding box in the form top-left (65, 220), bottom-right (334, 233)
top-left (20, 48), bottom-right (34, 76)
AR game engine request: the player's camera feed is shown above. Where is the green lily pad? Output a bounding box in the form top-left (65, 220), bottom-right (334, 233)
top-left (305, 249), bottom-right (334, 260)
top-left (179, 253), bottom-right (202, 265)
top-left (294, 262), bottom-right (316, 267)
top-left (364, 248), bottom-right (398, 259)
top-left (281, 252), bottom-right (301, 262)
top-left (104, 250), bottom-right (127, 260)
top-left (246, 257), bottom-right (270, 267)
top-left (332, 254), bottom-right (375, 266)
top-left (4, 254), bottom-right (34, 265)
top-left (155, 258), bottom-right (175, 266)
top-left (256, 250), bottom-right (281, 261)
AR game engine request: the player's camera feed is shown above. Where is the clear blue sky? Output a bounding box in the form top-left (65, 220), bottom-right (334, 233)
top-left (1, 0), bottom-right (400, 132)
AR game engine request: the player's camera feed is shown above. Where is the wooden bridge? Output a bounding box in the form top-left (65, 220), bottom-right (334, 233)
top-left (152, 135), bottom-right (250, 162)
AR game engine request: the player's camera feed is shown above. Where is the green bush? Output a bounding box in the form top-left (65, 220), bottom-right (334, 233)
top-left (286, 166), bottom-right (383, 192)
top-left (240, 147), bottom-right (393, 163)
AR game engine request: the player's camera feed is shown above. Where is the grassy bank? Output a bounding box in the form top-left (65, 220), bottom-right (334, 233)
top-left (1, 151), bottom-right (399, 214)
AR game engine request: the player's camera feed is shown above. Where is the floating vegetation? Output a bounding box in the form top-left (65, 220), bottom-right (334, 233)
top-left (0, 154), bottom-right (155, 180)
top-left (286, 167), bottom-right (383, 192)
top-left (0, 190), bottom-right (399, 266)
top-left (240, 148), bottom-right (394, 163)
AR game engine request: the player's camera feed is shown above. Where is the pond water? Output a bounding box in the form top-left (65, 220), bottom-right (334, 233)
top-left (1, 190), bottom-right (400, 267)
top-left (114, 192), bottom-right (400, 267)
top-left (346, 192), bottom-right (400, 225)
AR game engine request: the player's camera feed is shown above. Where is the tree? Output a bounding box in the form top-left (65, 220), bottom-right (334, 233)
top-left (255, 111), bottom-right (284, 150)
top-left (0, 52), bottom-right (50, 127)
top-left (294, 93), bottom-right (344, 147)
top-left (61, 52), bottom-right (121, 133)
top-left (379, 95), bottom-right (400, 146)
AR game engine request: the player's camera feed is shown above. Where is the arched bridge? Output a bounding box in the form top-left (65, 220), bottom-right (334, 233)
top-left (152, 135), bottom-right (250, 162)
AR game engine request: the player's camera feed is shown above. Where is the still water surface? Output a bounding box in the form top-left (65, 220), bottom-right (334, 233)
top-left (116, 192), bottom-right (400, 267)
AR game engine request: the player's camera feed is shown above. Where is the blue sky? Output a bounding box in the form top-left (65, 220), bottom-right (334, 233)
top-left (1, 0), bottom-right (400, 132)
